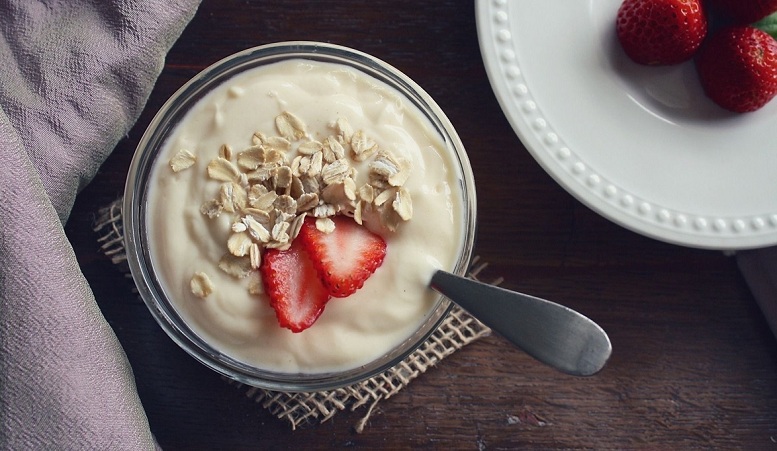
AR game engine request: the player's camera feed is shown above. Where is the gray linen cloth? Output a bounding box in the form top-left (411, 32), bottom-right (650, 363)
top-left (0, 0), bottom-right (199, 448)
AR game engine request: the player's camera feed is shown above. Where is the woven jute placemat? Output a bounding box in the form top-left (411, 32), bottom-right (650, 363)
top-left (94, 199), bottom-right (497, 431)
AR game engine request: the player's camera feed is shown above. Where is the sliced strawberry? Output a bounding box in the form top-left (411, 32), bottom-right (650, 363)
top-left (260, 238), bottom-right (331, 333)
top-left (299, 216), bottom-right (387, 298)
top-left (616, 0), bottom-right (708, 66)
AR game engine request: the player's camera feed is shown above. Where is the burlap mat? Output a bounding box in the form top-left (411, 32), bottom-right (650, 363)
top-left (94, 199), bottom-right (497, 431)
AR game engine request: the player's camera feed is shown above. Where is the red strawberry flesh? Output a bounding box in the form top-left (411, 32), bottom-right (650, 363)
top-left (696, 26), bottom-right (777, 112)
top-left (260, 239), bottom-right (331, 333)
top-left (299, 216), bottom-right (387, 298)
top-left (616, 0), bottom-right (708, 65)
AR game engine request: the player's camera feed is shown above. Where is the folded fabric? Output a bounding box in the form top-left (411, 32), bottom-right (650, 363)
top-left (737, 247), bottom-right (777, 340)
top-left (0, 1), bottom-right (199, 448)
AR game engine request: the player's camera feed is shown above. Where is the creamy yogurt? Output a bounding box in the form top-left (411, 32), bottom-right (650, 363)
top-left (147, 59), bottom-right (467, 374)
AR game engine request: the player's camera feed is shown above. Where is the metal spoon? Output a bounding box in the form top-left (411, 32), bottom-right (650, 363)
top-left (430, 270), bottom-right (612, 377)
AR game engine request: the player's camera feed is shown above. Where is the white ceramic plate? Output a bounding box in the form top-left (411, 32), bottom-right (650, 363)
top-left (476, 0), bottom-right (777, 250)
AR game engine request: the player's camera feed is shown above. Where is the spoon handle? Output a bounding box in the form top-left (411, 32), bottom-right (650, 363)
top-left (430, 270), bottom-right (611, 377)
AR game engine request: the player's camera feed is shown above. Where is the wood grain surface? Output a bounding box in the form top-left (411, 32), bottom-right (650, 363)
top-left (65, 1), bottom-right (777, 449)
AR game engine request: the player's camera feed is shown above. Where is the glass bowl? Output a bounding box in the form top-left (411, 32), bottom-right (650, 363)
top-left (123, 41), bottom-right (476, 392)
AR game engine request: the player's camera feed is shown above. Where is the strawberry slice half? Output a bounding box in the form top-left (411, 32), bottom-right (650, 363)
top-left (260, 238), bottom-right (331, 333)
top-left (299, 216), bottom-right (387, 298)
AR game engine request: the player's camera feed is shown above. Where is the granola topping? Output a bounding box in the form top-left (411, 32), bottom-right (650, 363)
top-left (169, 149), bottom-right (196, 172)
top-left (190, 272), bottom-right (214, 298)
top-left (177, 112), bottom-right (415, 286)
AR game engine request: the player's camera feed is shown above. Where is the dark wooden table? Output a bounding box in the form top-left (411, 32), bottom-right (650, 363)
top-left (65, 1), bottom-right (777, 449)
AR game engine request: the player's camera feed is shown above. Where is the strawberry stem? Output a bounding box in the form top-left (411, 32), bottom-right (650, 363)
top-left (754, 11), bottom-right (777, 40)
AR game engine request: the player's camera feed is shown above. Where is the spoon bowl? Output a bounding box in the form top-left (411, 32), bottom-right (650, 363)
top-left (430, 270), bottom-right (612, 376)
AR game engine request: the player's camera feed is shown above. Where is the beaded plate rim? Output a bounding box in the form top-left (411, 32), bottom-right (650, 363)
top-left (476, 0), bottom-right (777, 250)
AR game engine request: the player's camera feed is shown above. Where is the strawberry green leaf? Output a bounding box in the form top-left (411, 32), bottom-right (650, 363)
top-left (754, 11), bottom-right (777, 40)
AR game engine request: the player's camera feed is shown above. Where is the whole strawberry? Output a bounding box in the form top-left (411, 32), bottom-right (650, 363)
top-left (707, 0), bottom-right (777, 25)
top-left (696, 26), bottom-right (777, 112)
top-left (616, 0), bottom-right (708, 65)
